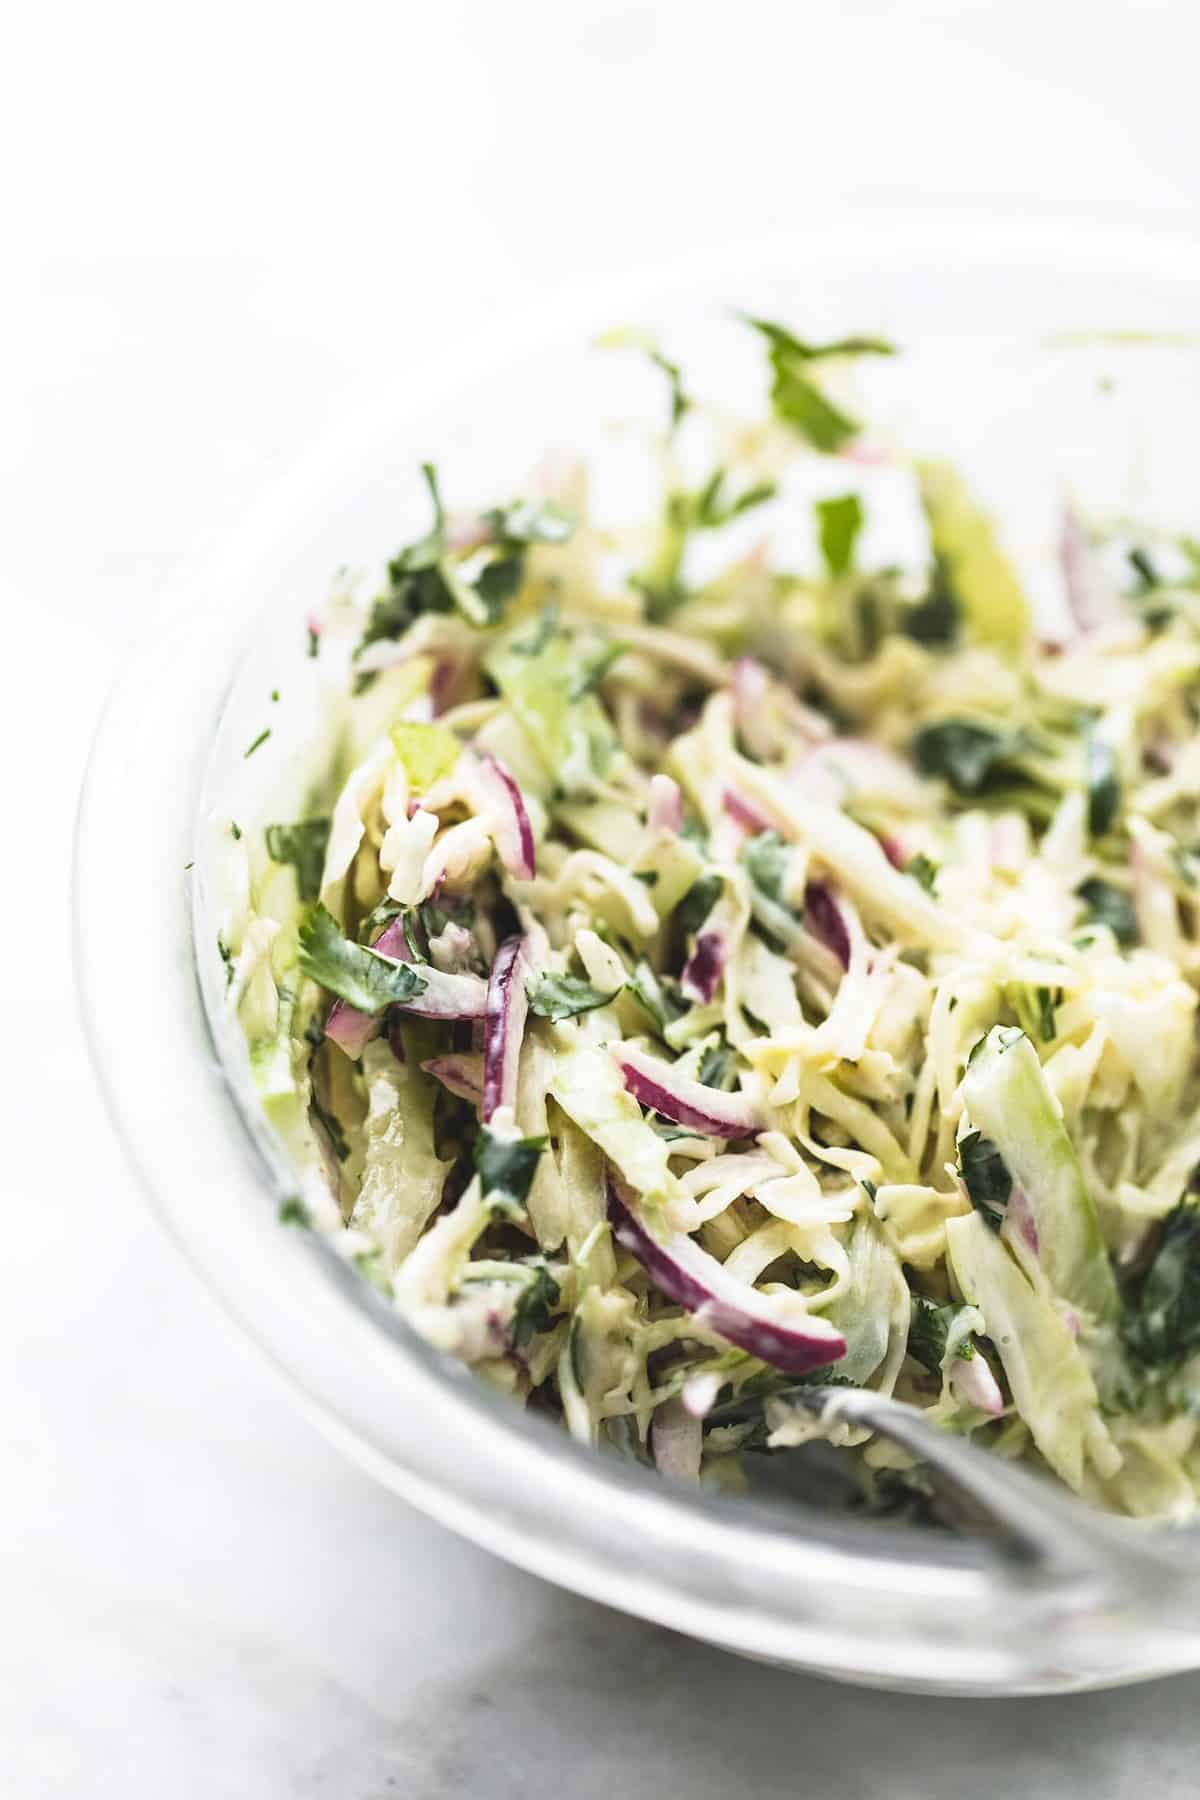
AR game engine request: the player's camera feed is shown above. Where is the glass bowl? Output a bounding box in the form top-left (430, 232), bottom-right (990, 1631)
top-left (76, 219), bottom-right (1200, 1694)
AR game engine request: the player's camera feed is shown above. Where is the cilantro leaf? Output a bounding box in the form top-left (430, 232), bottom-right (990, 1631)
top-left (742, 831), bottom-right (793, 905)
top-left (310, 1090), bottom-right (350, 1162)
top-left (908, 1298), bottom-right (959, 1375)
top-left (958, 1130), bottom-right (1012, 1231)
top-left (912, 719), bottom-right (1023, 796)
top-left (1077, 877), bottom-right (1138, 946)
top-left (474, 1128), bottom-right (548, 1217)
top-left (265, 817), bottom-right (331, 903)
top-left (741, 319), bottom-right (897, 362)
top-left (1086, 733), bottom-right (1120, 837)
top-left (357, 465), bottom-right (454, 654)
top-left (688, 468), bottom-right (777, 529)
top-left (528, 972), bottom-right (617, 1022)
top-left (626, 960), bottom-right (684, 1034)
top-left (1036, 986), bottom-right (1057, 1043)
top-left (298, 903), bottom-right (428, 1014)
top-left (483, 498), bottom-right (576, 546)
top-left (1123, 1200), bottom-right (1200, 1367)
top-left (510, 1261), bottom-right (562, 1348)
top-left (601, 332), bottom-right (692, 431)
top-left (649, 348), bottom-right (691, 431)
top-left (742, 316), bottom-right (894, 453)
top-left (675, 871), bottom-right (723, 939)
top-left (902, 564), bottom-right (960, 645)
top-left (905, 852), bottom-right (938, 894)
top-left (816, 493), bottom-right (864, 578)
top-left (697, 1037), bottom-right (736, 1091)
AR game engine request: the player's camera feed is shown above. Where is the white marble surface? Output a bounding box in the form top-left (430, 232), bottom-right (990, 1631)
top-left (6, 2), bottom-right (1200, 1791)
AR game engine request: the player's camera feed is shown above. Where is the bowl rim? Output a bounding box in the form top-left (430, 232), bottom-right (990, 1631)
top-left (75, 213), bottom-right (1200, 1693)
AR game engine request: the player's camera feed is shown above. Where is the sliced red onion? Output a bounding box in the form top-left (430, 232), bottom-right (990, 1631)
top-left (325, 1005), bottom-right (380, 1060)
top-left (647, 772), bottom-right (683, 835)
top-left (429, 657), bottom-right (460, 715)
top-left (482, 936), bottom-right (529, 1121)
top-left (325, 917), bottom-right (412, 1058)
top-left (651, 1396), bottom-right (703, 1480)
top-left (950, 1349), bottom-right (1005, 1417)
top-left (723, 788), bottom-right (773, 834)
top-left (479, 754), bottom-right (536, 880)
top-left (804, 881), bottom-right (851, 969)
top-left (1060, 497), bottom-right (1122, 634)
top-left (612, 1043), bottom-right (759, 1139)
top-left (880, 834), bottom-right (907, 871)
top-left (609, 1187), bottom-right (846, 1376)
top-left (680, 930), bottom-right (726, 1004)
top-left (421, 1054), bottom-right (484, 1107)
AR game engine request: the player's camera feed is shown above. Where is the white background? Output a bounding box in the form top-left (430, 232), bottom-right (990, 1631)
top-left (5, 2), bottom-right (1200, 1792)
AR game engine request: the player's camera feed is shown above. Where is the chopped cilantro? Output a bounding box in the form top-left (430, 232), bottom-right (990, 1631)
top-left (912, 719), bottom-right (1023, 796)
top-left (675, 871), bottom-right (723, 939)
top-left (265, 817), bottom-right (331, 903)
top-left (474, 1128), bottom-right (547, 1217)
top-left (217, 935), bottom-right (234, 987)
top-left (310, 1091), bottom-right (350, 1162)
top-left (649, 347), bottom-right (691, 431)
top-left (742, 832), bottom-right (792, 905)
top-left (569, 638), bottom-right (625, 700)
top-left (902, 563), bottom-right (960, 645)
top-left (626, 960), bottom-right (683, 1034)
top-left (306, 624), bottom-right (320, 658)
top-left (816, 492), bottom-right (864, 578)
top-left (697, 1038), bottom-right (736, 1090)
top-left (1128, 546), bottom-right (1160, 591)
top-left (244, 727), bottom-right (271, 759)
top-left (298, 903), bottom-right (428, 1014)
top-left (1035, 986), bottom-right (1058, 1043)
top-left (687, 468), bottom-right (777, 530)
top-left (1077, 877), bottom-right (1137, 947)
top-left (1124, 1200), bottom-right (1200, 1367)
top-left (528, 972), bottom-right (617, 1022)
top-left (908, 1297), bottom-right (957, 1375)
top-left (278, 1196), bottom-right (312, 1228)
top-left (510, 1261), bottom-right (561, 1348)
top-left (1086, 733), bottom-right (1120, 837)
top-left (482, 498), bottom-right (576, 547)
top-left (742, 316), bottom-right (894, 452)
top-left (905, 852), bottom-right (938, 894)
top-left (958, 1130), bottom-right (1012, 1231)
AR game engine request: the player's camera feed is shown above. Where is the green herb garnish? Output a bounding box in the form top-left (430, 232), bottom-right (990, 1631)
top-left (528, 972), bottom-right (617, 1022)
top-left (298, 903), bottom-right (428, 1014)
top-left (265, 818), bottom-right (331, 903)
top-left (958, 1130), bottom-right (1013, 1231)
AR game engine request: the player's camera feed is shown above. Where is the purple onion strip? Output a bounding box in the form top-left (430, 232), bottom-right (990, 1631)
top-left (482, 936), bottom-right (529, 1121)
top-left (609, 1186), bottom-right (846, 1376)
top-left (613, 1044), bottom-right (759, 1139)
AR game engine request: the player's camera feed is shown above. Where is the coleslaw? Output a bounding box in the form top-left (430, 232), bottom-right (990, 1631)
top-left (216, 319), bottom-right (1200, 1521)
